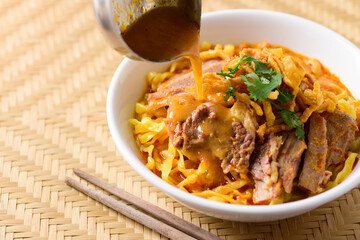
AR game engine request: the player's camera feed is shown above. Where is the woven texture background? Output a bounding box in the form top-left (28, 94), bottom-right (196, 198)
top-left (1, 0), bottom-right (360, 239)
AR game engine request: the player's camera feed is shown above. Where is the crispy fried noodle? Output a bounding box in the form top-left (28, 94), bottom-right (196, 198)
top-left (130, 42), bottom-right (360, 205)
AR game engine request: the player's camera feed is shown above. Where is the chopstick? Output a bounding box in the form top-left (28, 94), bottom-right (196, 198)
top-left (66, 177), bottom-right (195, 240)
top-left (66, 169), bottom-right (222, 240)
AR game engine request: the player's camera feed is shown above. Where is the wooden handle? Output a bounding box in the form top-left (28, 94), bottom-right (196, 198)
top-left (73, 169), bottom-right (222, 240)
top-left (65, 177), bottom-right (196, 240)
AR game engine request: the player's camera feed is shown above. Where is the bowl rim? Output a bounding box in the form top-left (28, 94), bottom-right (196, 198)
top-left (107, 9), bottom-right (360, 215)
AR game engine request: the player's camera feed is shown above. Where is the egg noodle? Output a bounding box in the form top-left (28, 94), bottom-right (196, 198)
top-left (130, 42), bottom-right (360, 205)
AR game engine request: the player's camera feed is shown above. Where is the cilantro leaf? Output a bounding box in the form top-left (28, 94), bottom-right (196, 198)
top-left (278, 108), bottom-right (305, 140)
top-left (216, 56), bottom-right (245, 78)
top-left (271, 73), bottom-right (283, 85)
top-left (224, 86), bottom-right (236, 102)
top-left (216, 55), bottom-right (273, 78)
top-left (240, 73), bottom-right (281, 102)
top-left (277, 88), bottom-right (295, 105)
top-left (219, 55), bottom-right (305, 140)
top-left (241, 55), bottom-right (272, 74)
top-left (270, 101), bottom-right (305, 140)
top-left (217, 69), bottom-right (235, 78)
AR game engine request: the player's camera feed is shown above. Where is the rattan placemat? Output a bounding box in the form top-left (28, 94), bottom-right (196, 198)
top-left (1, 0), bottom-right (360, 239)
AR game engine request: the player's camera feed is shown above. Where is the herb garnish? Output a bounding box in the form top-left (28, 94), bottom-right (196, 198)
top-left (219, 55), bottom-right (304, 140)
top-left (217, 57), bottom-right (243, 78)
top-left (224, 86), bottom-right (236, 101)
top-left (240, 72), bottom-right (282, 102)
top-left (270, 101), bottom-right (305, 140)
top-left (277, 88), bottom-right (295, 105)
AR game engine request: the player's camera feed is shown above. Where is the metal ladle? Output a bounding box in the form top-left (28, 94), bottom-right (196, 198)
top-left (92, 0), bottom-right (201, 62)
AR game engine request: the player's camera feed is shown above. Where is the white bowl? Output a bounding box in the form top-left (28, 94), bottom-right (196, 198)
top-left (107, 9), bottom-right (360, 222)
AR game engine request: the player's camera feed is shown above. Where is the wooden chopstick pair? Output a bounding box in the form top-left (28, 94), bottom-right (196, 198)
top-left (66, 169), bottom-right (222, 240)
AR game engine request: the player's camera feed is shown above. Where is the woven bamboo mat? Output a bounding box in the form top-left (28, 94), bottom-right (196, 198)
top-left (1, 0), bottom-right (360, 239)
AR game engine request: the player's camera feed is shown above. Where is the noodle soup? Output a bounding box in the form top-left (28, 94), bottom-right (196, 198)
top-left (130, 42), bottom-right (360, 205)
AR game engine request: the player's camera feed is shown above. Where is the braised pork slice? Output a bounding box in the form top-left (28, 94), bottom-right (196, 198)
top-left (221, 122), bottom-right (256, 174)
top-left (172, 104), bottom-right (214, 149)
top-left (298, 113), bottom-right (327, 193)
top-left (278, 132), bottom-right (307, 193)
top-left (251, 134), bottom-right (283, 204)
top-left (148, 59), bottom-right (225, 109)
top-left (322, 109), bottom-right (358, 167)
top-left (221, 101), bottom-right (258, 174)
top-left (170, 100), bottom-right (257, 175)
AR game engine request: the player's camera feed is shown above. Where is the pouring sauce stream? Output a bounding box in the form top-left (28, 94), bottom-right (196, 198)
top-left (121, 6), bottom-right (203, 100)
